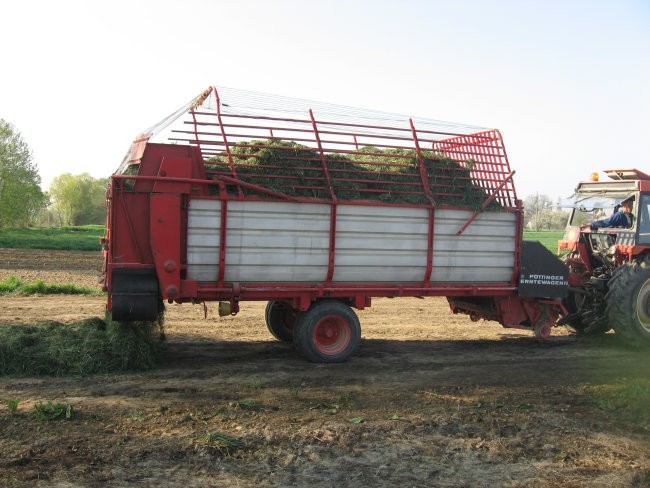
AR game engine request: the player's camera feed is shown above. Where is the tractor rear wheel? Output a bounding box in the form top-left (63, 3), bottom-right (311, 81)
top-left (265, 301), bottom-right (300, 342)
top-left (606, 255), bottom-right (650, 346)
top-left (293, 300), bottom-right (361, 363)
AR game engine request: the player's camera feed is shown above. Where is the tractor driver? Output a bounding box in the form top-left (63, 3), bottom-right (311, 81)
top-left (583, 198), bottom-right (634, 230)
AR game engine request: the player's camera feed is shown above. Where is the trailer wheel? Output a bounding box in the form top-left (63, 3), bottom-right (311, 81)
top-left (534, 320), bottom-right (552, 340)
top-left (265, 301), bottom-right (301, 342)
top-left (606, 255), bottom-right (650, 346)
top-left (293, 300), bottom-right (361, 363)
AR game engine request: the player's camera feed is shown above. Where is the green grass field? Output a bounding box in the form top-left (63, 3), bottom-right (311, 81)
top-left (0, 225), bottom-right (104, 251)
top-left (523, 230), bottom-right (564, 253)
top-left (0, 276), bottom-right (102, 296)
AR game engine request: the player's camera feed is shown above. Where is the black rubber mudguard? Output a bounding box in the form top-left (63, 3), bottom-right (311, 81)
top-left (111, 268), bottom-right (161, 321)
top-left (518, 241), bottom-right (569, 298)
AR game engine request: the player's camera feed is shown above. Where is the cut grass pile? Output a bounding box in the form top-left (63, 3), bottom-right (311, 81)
top-left (0, 276), bottom-right (102, 296)
top-left (208, 139), bottom-right (499, 209)
top-left (0, 317), bottom-right (165, 376)
top-left (0, 225), bottom-right (104, 251)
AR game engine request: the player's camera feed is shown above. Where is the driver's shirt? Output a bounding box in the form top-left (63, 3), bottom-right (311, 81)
top-left (591, 211), bottom-right (632, 229)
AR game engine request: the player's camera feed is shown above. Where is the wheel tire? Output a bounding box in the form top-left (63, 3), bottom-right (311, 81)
top-left (606, 255), bottom-right (650, 346)
top-left (265, 301), bottom-right (300, 342)
top-left (293, 300), bottom-right (361, 363)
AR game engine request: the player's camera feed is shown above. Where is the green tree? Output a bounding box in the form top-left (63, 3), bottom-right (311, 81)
top-left (49, 173), bottom-right (108, 226)
top-left (0, 119), bottom-right (47, 228)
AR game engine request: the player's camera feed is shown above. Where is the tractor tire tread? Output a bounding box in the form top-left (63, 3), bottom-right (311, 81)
top-left (605, 255), bottom-right (650, 347)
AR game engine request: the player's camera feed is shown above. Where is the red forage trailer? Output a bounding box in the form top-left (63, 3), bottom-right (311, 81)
top-left (100, 86), bottom-right (568, 362)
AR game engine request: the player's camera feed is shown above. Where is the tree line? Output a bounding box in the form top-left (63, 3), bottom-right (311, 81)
top-left (1, 117), bottom-right (570, 230)
top-left (0, 118), bottom-right (107, 228)
top-left (523, 193), bottom-right (569, 231)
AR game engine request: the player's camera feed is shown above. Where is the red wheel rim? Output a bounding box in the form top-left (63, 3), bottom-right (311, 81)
top-left (537, 323), bottom-right (551, 339)
top-left (312, 315), bottom-right (351, 355)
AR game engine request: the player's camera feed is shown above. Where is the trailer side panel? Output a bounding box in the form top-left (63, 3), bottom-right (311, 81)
top-left (186, 199), bottom-right (517, 284)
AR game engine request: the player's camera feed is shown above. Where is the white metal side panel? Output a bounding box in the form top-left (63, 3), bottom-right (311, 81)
top-left (224, 201), bottom-right (331, 282)
top-left (187, 200), bottom-right (331, 282)
top-left (187, 199), bottom-right (222, 282)
top-left (431, 209), bottom-right (516, 283)
top-left (187, 200), bottom-right (516, 285)
top-left (333, 205), bottom-right (428, 282)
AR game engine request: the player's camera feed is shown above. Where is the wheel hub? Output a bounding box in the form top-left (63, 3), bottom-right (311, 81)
top-left (313, 316), bottom-right (350, 354)
top-left (316, 318), bottom-right (341, 344)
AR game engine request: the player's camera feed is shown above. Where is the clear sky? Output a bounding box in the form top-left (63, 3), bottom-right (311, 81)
top-left (2, 0), bottom-right (648, 200)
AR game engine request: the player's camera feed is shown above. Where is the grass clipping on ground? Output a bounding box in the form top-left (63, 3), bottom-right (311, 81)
top-left (0, 317), bottom-right (165, 376)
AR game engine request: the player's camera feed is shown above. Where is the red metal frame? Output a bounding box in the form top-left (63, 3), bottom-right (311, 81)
top-left (103, 86), bottom-right (558, 334)
top-left (161, 87), bottom-right (518, 208)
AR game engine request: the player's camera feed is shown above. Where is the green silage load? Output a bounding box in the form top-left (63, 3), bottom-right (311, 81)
top-left (207, 139), bottom-right (499, 209)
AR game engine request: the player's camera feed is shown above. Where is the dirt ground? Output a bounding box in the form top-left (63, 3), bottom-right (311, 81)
top-left (0, 248), bottom-right (649, 488)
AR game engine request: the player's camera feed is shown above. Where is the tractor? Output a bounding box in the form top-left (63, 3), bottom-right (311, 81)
top-left (558, 169), bottom-right (650, 345)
